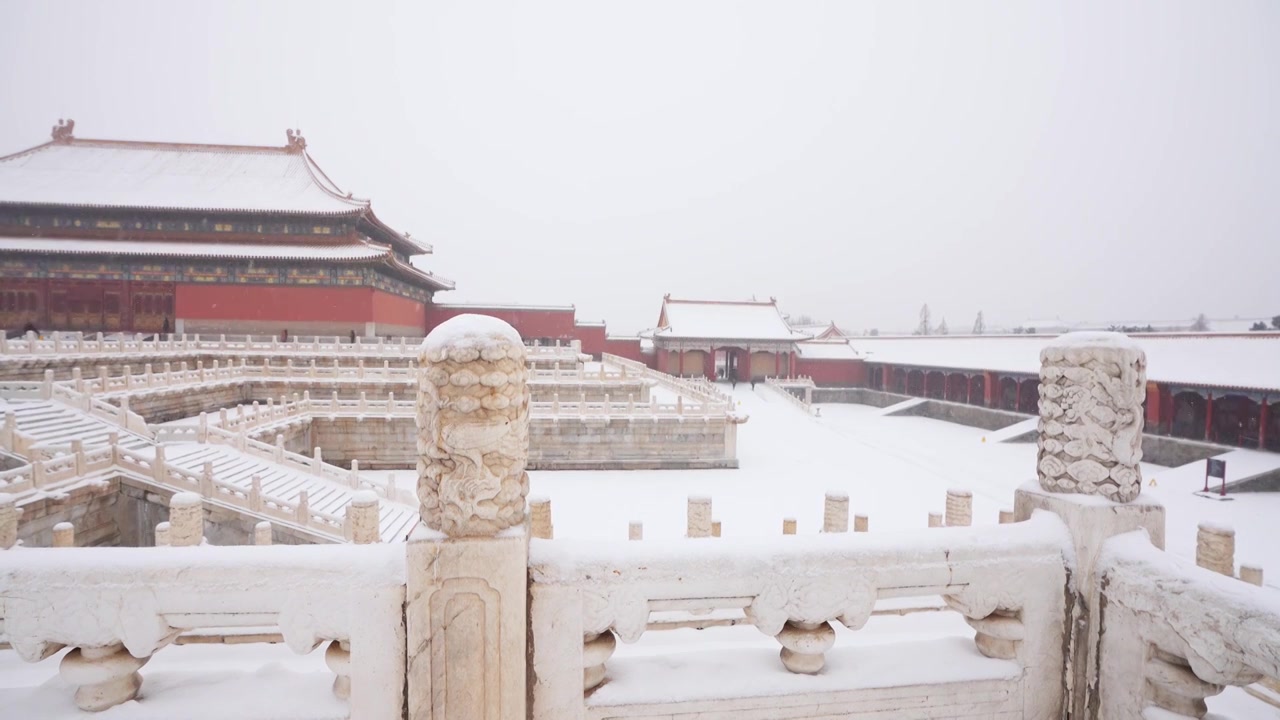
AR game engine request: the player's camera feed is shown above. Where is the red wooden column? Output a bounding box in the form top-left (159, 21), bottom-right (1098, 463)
top-left (1259, 396), bottom-right (1269, 450)
top-left (678, 349), bottom-right (685, 376)
top-left (1204, 392), bottom-right (1215, 441)
top-left (1144, 382), bottom-right (1161, 429)
top-left (774, 351), bottom-right (780, 377)
top-left (984, 372), bottom-right (996, 408)
top-left (706, 347), bottom-right (716, 380)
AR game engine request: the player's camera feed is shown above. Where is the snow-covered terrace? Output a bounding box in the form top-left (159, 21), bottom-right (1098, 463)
top-left (852, 333), bottom-right (1280, 392)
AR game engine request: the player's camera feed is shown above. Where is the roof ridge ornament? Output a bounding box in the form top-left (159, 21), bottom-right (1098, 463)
top-left (51, 118), bottom-right (75, 143)
top-left (285, 128), bottom-right (307, 151)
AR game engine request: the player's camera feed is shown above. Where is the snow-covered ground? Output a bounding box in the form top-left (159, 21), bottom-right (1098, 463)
top-left (3, 383), bottom-right (1277, 717)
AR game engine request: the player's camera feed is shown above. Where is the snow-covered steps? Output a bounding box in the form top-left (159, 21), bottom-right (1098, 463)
top-left (987, 417), bottom-right (1039, 444)
top-left (157, 443), bottom-right (420, 542)
top-left (878, 397), bottom-right (928, 416)
top-left (1, 399), bottom-right (152, 456)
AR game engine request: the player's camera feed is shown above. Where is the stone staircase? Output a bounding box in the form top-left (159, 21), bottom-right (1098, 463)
top-left (158, 443), bottom-right (420, 542)
top-left (1, 398), bottom-right (153, 452)
top-left (1, 398), bottom-right (419, 543)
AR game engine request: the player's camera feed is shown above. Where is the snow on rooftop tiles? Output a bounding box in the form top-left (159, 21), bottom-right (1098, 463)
top-left (656, 298), bottom-right (811, 342)
top-left (796, 340), bottom-right (861, 360)
top-left (851, 334), bottom-right (1280, 392)
top-left (0, 139), bottom-right (368, 215)
top-left (0, 236), bottom-right (389, 261)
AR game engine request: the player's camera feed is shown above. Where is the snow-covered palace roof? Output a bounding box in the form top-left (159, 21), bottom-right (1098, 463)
top-left (852, 333), bottom-right (1280, 393)
top-left (0, 121), bottom-right (433, 256)
top-left (654, 297), bottom-right (813, 343)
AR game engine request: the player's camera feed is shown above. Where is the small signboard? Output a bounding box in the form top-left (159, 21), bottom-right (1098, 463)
top-left (1201, 458), bottom-right (1229, 498)
top-left (1207, 458), bottom-right (1227, 479)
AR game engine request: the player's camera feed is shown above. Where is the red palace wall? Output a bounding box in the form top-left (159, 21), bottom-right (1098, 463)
top-left (175, 285), bottom-right (424, 335)
top-left (575, 324), bottom-right (607, 358)
top-left (425, 306), bottom-right (579, 342)
top-left (603, 337), bottom-right (647, 364)
top-left (795, 358), bottom-right (868, 387)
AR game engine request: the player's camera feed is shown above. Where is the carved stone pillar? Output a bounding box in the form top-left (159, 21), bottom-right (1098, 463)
top-left (1017, 332), bottom-right (1165, 717)
top-left (1037, 332), bottom-right (1146, 501)
top-left (0, 493), bottom-right (18, 549)
top-left (60, 643), bottom-right (149, 712)
top-left (407, 315), bottom-right (529, 720)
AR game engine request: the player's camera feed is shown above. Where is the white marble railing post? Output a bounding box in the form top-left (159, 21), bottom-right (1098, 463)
top-left (945, 488), bottom-right (972, 527)
top-left (1196, 523), bottom-right (1235, 577)
top-left (346, 491), bottom-right (380, 544)
top-left (154, 521), bottom-right (170, 547)
top-left (1, 493), bottom-right (19, 549)
top-left (999, 509), bottom-right (1015, 524)
top-left (530, 497), bottom-right (553, 539)
top-left (628, 521), bottom-right (643, 540)
top-left (823, 491), bottom-right (849, 533)
top-left (168, 492), bottom-right (203, 547)
top-left (854, 514), bottom-right (869, 532)
top-left (687, 495), bottom-right (712, 538)
top-left (52, 521), bottom-right (75, 547)
top-left (408, 315), bottom-right (530, 720)
top-left (254, 521), bottom-right (273, 545)
top-left (928, 512), bottom-right (943, 528)
top-left (782, 517), bottom-right (797, 535)
top-left (1016, 332), bottom-right (1165, 717)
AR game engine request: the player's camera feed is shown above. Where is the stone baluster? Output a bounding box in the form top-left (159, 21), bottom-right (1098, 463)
top-left (1240, 564), bottom-right (1264, 586)
top-left (687, 495), bottom-right (712, 538)
top-left (650, 396), bottom-right (658, 414)
top-left (118, 395), bottom-right (131, 427)
top-left (999, 509), bottom-right (1015, 524)
top-left (197, 360), bottom-right (205, 383)
top-left (823, 490), bottom-right (849, 533)
top-left (530, 497), bottom-right (553, 539)
top-left (776, 620), bottom-right (836, 674)
top-left (326, 639), bottom-right (352, 700)
top-left (854, 514), bottom-right (869, 532)
top-left (169, 492), bottom-right (203, 547)
top-left (197, 412), bottom-right (208, 443)
top-left (1196, 523), bottom-right (1234, 576)
top-left (97, 366), bottom-right (108, 392)
top-left (312, 447), bottom-right (324, 475)
top-left (1144, 647), bottom-right (1225, 718)
top-left (200, 461), bottom-right (214, 497)
top-left (552, 393), bottom-right (560, 415)
top-left (254, 521), bottom-right (272, 545)
top-left (52, 521), bottom-right (75, 547)
top-left (579, 392), bottom-right (587, 415)
top-left (302, 390), bottom-right (311, 410)
top-left (251, 400), bottom-right (260, 423)
top-left (712, 519), bottom-right (722, 537)
top-left (295, 490), bottom-right (310, 525)
top-left (348, 459), bottom-right (361, 488)
top-left (583, 630), bottom-right (617, 691)
top-left (72, 366), bottom-right (83, 393)
top-left (782, 517), bottom-right (797, 535)
top-left (357, 358), bottom-right (365, 379)
top-left (310, 359), bottom-right (317, 378)
top-left (628, 521), bottom-right (643, 540)
top-left (387, 391), bottom-right (395, 415)
top-left (384, 473), bottom-right (397, 500)
top-left (359, 391), bottom-right (368, 414)
top-left (219, 408), bottom-right (228, 430)
top-left (152, 444), bottom-right (167, 483)
top-left (945, 488), bottom-right (972, 527)
top-left (676, 396), bottom-right (684, 415)
top-left (346, 491), bottom-right (380, 544)
top-left (1, 493), bottom-right (19, 549)
top-left (41, 369), bottom-right (54, 399)
top-left (928, 512), bottom-right (943, 528)
top-left (627, 393), bottom-right (635, 414)
top-left (250, 476), bottom-right (264, 512)
top-left (60, 642), bottom-right (149, 711)
top-left (274, 434), bottom-right (285, 463)
top-left (154, 521), bottom-right (170, 547)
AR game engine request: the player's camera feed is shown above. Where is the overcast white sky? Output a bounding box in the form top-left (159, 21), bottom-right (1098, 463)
top-left (1, 1), bottom-right (1277, 334)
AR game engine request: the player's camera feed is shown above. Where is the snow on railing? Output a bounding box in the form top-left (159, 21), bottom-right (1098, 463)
top-left (531, 394), bottom-right (722, 419)
top-left (0, 542), bottom-right (405, 718)
top-left (0, 331), bottom-right (423, 358)
top-left (528, 511), bottom-right (1071, 718)
top-left (762, 376), bottom-right (815, 415)
top-left (1096, 531), bottom-right (1280, 718)
top-left (601, 353), bottom-right (731, 408)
